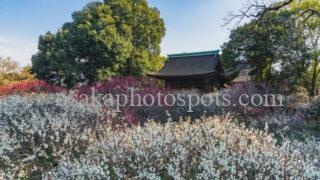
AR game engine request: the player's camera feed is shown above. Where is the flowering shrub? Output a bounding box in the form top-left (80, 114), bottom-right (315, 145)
top-left (72, 79), bottom-right (309, 126)
top-left (254, 112), bottom-right (306, 140)
top-left (0, 94), bottom-right (319, 180)
top-left (162, 89), bottom-right (223, 121)
top-left (74, 76), bottom-right (160, 95)
top-left (0, 80), bottom-right (66, 96)
top-left (227, 82), bottom-right (274, 112)
top-left (220, 82), bottom-right (279, 125)
top-left (75, 78), bottom-right (224, 124)
top-left (0, 94), bottom-right (116, 179)
top-left (299, 96), bottom-right (320, 126)
top-left (74, 76), bottom-right (172, 124)
top-left (44, 116), bottom-right (320, 179)
top-left (1, 77), bottom-right (319, 179)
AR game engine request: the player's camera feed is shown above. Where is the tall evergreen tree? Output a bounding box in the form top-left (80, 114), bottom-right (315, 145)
top-left (32, 0), bottom-right (165, 87)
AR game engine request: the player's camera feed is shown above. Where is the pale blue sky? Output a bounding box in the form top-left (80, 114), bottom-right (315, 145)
top-left (0, 0), bottom-right (245, 66)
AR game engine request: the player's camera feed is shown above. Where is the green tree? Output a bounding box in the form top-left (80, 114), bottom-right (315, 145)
top-left (291, 0), bottom-right (320, 95)
top-left (224, 0), bottom-right (320, 95)
top-left (221, 11), bottom-right (310, 91)
top-left (32, 0), bottom-right (165, 87)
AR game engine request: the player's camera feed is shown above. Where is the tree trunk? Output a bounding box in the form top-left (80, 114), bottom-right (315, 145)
top-left (311, 59), bottom-right (319, 96)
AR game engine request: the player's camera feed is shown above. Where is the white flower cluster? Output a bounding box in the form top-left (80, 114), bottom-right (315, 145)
top-left (0, 94), bottom-right (116, 179)
top-left (255, 112), bottom-right (304, 135)
top-left (0, 94), bottom-right (319, 179)
top-left (46, 116), bottom-right (320, 179)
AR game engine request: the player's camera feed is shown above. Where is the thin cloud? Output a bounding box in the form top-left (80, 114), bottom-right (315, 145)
top-left (0, 37), bottom-right (37, 66)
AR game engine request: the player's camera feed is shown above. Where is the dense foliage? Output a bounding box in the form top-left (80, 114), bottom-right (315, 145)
top-left (221, 11), bottom-right (310, 91)
top-left (221, 0), bottom-right (320, 95)
top-left (32, 0), bottom-right (165, 87)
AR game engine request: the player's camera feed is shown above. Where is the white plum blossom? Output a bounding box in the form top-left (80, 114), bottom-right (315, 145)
top-left (0, 94), bottom-right (319, 179)
top-left (47, 116), bottom-right (320, 179)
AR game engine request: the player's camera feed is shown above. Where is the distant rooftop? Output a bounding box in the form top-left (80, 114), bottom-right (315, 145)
top-left (168, 50), bottom-right (220, 59)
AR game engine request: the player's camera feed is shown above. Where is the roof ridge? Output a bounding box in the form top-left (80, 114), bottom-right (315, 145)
top-left (168, 50), bottom-right (220, 59)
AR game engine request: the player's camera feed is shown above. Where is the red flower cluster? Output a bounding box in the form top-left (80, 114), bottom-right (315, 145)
top-left (0, 80), bottom-right (66, 96)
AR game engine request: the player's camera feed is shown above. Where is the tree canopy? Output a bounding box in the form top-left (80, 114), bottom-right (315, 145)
top-left (222, 0), bottom-right (320, 95)
top-left (32, 0), bottom-right (165, 87)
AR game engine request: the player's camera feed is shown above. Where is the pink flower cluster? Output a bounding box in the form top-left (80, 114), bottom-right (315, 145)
top-left (225, 81), bottom-right (274, 117)
top-left (74, 76), bottom-right (171, 125)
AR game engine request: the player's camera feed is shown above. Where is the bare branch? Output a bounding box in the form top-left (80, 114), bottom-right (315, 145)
top-left (223, 0), bottom-right (320, 28)
top-left (224, 0), bottom-right (295, 27)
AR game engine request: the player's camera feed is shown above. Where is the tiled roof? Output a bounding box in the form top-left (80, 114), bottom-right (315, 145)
top-left (148, 50), bottom-right (221, 77)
